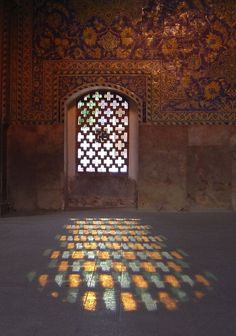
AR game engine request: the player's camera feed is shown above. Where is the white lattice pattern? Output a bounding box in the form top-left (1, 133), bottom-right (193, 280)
top-left (77, 91), bottom-right (129, 173)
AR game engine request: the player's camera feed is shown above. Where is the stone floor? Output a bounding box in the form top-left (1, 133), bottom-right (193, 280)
top-left (0, 209), bottom-right (236, 336)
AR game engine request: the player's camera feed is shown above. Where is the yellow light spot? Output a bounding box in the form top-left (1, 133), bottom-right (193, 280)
top-left (59, 235), bottom-right (67, 241)
top-left (123, 251), bottom-right (136, 260)
top-left (167, 261), bottom-right (182, 272)
top-left (84, 242), bottom-right (97, 250)
top-left (69, 274), bottom-right (81, 288)
top-left (195, 274), bottom-right (210, 287)
top-left (147, 251), bottom-right (162, 260)
top-left (142, 236), bottom-right (149, 242)
top-left (73, 230), bottom-right (78, 234)
top-left (51, 291), bottom-right (59, 298)
top-left (100, 274), bottom-right (114, 288)
top-left (81, 236), bottom-right (87, 241)
top-left (73, 235), bottom-right (79, 241)
top-left (83, 291), bottom-right (97, 311)
top-left (194, 290), bottom-right (205, 300)
top-left (113, 262), bottom-right (127, 272)
top-left (112, 243), bottom-right (120, 250)
top-left (132, 275), bottom-right (148, 288)
top-left (67, 243), bottom-right (75, 249)
top-left (58, 261), bottom-right (68, 272)
top-left (66, 225), bottom-right (71, 229)
top-left (72, 251), bottom-right (84, 259)
top-left (134, 243), bottom-right (144, 250)
top-left (141, 262), bottom-right (156, 273)
top-left (92, 230), bottom-right (97, 235)
top-left (94, 235), bottom-right (100, 241)
top-left (128, 243), bottom-right (135, 249)
top-left (158, 292), bottom-right (177, 311)
top-left (121, 292), bottom-right (137, 311)
top-left (171, 251), bottom-right (183, 259)
top-left (101, 236), bottom-right (108, 242)
top-left (121, 236), bottom-right (129, 242)
top-left (164, 275), bottom-right (180, 288)
top-left (97, 251), bottom-right (110, 260)
top-left (38, 274), bottom-right (48, 287)
top-left (151, 243), bottom-right (161, 250)
top-left (50, 251), bottom-right (60, 259)
top-left (83, 261), bottom-right (96, 272)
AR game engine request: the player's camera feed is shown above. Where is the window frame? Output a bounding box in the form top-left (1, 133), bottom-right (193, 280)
top-left (75, 89), bottom-right (130, 176)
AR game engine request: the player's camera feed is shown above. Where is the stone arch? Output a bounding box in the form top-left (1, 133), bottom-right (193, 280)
top-left (60, 82), bottom-right (143, 123)
top-left (63, 84), bottom-right (141, 208)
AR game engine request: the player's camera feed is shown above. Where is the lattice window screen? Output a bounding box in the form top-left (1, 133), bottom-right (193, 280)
top-left (76, 91), bottom-right (129, 174)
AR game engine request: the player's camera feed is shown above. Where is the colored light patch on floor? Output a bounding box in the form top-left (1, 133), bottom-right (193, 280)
top-left (30, 217), bottom-right (216, 312)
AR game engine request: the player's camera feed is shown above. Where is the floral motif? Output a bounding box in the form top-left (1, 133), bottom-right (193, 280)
top-left (83, 27), bottom-right (97, 47)
top-left (54, 38), bottom-right (70, 58)
top-left (204, 81), bottom-right (221, 100)
top-left (121, 27), bottom-right (135, 47)
top-left (99, 31), bottom-right (119, 51)
top-left (205, 32), bottom-right (223, 50)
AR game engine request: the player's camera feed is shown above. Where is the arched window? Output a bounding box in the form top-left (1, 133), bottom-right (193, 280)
top-left (76, 90), bottom-right (129, 174)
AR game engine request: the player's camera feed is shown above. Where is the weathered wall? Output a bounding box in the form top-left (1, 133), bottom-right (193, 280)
top-left (139, 125), bottom-right (236, 210)
top-left (7, 125), bottom-right (64, 210)
top-left (4, 0), bottom-right (236, 211)
top-left (7, 124), bottom-right (236, 211)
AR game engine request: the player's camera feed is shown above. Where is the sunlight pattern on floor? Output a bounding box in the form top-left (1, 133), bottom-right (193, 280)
top-left (30, 218), bottom-right (216, 312)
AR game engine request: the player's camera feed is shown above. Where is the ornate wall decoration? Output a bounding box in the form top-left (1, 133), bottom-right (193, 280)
top-left (0, 2), bottom-right (9, 124)
top-left (11, 0), bottom-right (236, 125)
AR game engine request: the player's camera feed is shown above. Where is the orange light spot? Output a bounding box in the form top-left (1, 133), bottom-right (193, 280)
top-left (134, 243), bottom-right (144, 250)
top-left (164, 275), bottom-right (180, 288)
top-left (121, 236), bottom-right (129, 242)
top-left (97, 251), bottom-right (110, 260)
top-left (141, 262), bottom-right (156, 273)
top-left (101, 236), bottom-right (108, 242)
top-left (158, 292), bottom-right (177, 311)
top-left (132, 275), bottom-right (148, 288)
top-left (147, 251), bottom-right (162, 260)
top-left (72, 251), bottom-right (84, 259)
top-left (121, 292), bottom-right (137, 311)
top-left (83, 261), bottom-right (96, 272)
top-left (113, 262), bottom-right (127, 272)
top-left (195, 274), bottom-right (210, 287)
top-left (171, 251), bottom-right (183, 259)
top-left (59, 235), bottom-right (67, 241)
top-left (38, 274), bottom-right (48, 287)
top-left (83, 291), bottom-right (97, 311)
top-left (123, 251), bottom-right (136, 260)
top-left (73, 235), bottom-right (79, 241)
top-left (84, 242), bottom-right (97, 250)
top-left (73, 230), bottom-right (79, 234)
top-left (100, 274), bottom-right (114, 288)
top-left (67, 243), bottom-right (75, 249)
top-left (51, 291), bottom-right (59, 298)
top-left (167, 261), bottom-right (182, 272)
top-left (58, 261), bottom-right (68, 272)
top-left (151, 243), bottom-right (161, 250)
top-left (50, 251), bottom-right (60, 259)
top-left (81, 236), bottom-right (87, 241)
top-left (69, 274), bottom-right (81, 288)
